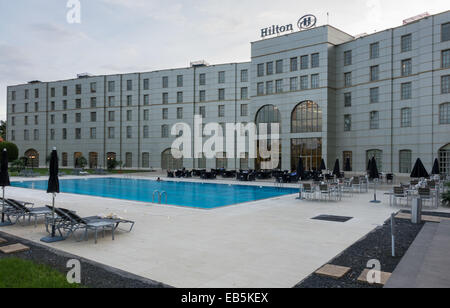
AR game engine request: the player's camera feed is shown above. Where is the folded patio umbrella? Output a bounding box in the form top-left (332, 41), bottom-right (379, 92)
top-left (333, 159), bottom-right (340, 177)
top-left (297, 157), bottom-right (305, 180)
top-left (0, 149), bottom-right (11, 224)
top-left (432, 158), bottom-right (440, 175)
top-left (369, 157), bottom-right (379, 180)
top-left (367, 157), bottom-right (373, 172)
top-left (410, 158), bottom-right (429, 179)
top-left (320, 159), bottom-right (326, 171)
top-left (344, 157), bottom-right (352, 172)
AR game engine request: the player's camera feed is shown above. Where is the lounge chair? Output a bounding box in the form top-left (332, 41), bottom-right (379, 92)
top-left (46, 206), bottom-right (134, 244)
top-left (1, 199), bottom-right (52, 227)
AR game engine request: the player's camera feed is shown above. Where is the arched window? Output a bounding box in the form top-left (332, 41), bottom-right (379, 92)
top-left (255, 105), bottom-right (281, 170)
top-left (399, 150), bottom-right (412, 173)
top-left (161, 148), bottom-right (183, 170)
top-left (24, 149), bottom-right (39, 168)
top-left (366, 149), bottom-right (383, 172)
top-left (291, 101), bottom-right (322, 133)
top-left (439, 144), bottom-right (450, 175)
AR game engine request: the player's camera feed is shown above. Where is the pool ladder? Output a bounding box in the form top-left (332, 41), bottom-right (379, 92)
top-left (152, 190), bottom-right (168, 204)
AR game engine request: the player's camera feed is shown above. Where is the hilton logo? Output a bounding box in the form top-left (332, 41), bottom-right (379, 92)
top-left (260, 14), bottom-right (317, 38)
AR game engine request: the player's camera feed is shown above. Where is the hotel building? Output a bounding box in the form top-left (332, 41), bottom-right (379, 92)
top-left (6, 11), bottom-right (450, 174)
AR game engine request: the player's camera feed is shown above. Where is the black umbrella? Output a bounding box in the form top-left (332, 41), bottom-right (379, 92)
top-left (0, 149), bottom-right (11, 225)
top-left (42, 149), bottom-right (62, 242)
top-left (320, 159), bottom-right (326, 171)
top-left (432, 158), bottom-right (440, 175)
top-left (344, 158), bottom-right (351, 172)
top-left (367, 157), bottom-right (373, 172)
top-left (369, 157), bottom-right (379, 180)
top-left (297, 157), bottom-right (305, 180)
top-left (410, 158), bottom-right (429, 179)
top-left (333, 159), bottom-right (340, 177)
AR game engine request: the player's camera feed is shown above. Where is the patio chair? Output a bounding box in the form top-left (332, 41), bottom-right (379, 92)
top-left (418, 188), bottom-right (434, 208)
top-left (1, 199), bottom-right (52, 227)
top-left (392, 187), bottom-right (408, 207)
top-left (301, 184), bottom-right (315, 200)
top-left (319, 185), bottom-right (332, 202)
top-left (46, 206), bottom-right (135, 244)
top-left (386, 173), bottom-right (394, 184)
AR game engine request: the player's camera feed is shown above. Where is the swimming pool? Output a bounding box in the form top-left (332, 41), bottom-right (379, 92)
top-left (11, 178), bottom-right (298, 209)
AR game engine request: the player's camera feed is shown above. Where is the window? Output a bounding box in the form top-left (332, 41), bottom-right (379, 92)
top-left (300, 55), bottom-right (309, 70)
top-left (370, 42), bottom-right (379, 59)
top-left (62, 153), bottom-right (68, 167)
top-left (257, 82), bottom-right (264, 96)
top-left (370, 87), bottom-right (379, 103)
top-left (275, 79), bottom-right (283, 93)
top-left (90, 127), bottom-right (96, 139)
top-left (442, 50), bottom-right (450, 69)
top-left (76, 99), bottom-right (81, 109)
top-left (143, 126), bottom-right (150, 139)
top-left (162, 108), bottom-right (168, 120)
top-left (442, 75), bottom-right (450, 94)
top-left (441, 22), bottom-right (450, 42)
top-left (370, 65), bottom-right (379, 81)
top-left (218, 105), bottom-right (225, 118)
top-left (367, 149), bottom-right (383, 172)
top-left (344, 92), bottom-right (352, 107)
top-left (24, 130), bottom-right (29, 141)
top-left (162, 93), bottom-right (169, 104)
top-left (218, 88), bottom-right (225, 101)
top-left (401, 82), bottom-right (412, 100)
top-left (401, 59), bottom-right (412, 76)
top-left (143, 109), bottom-right (149, 121)
top-left (370, 111), bottom-right (379, 129)
top-left (311, 74), bottom-right (319, 89)
top-left (266, 81), bottom-right (273, 95)
top-left (143, 94), bottom-right (149, 106)
top-left (344, 72), bottom-right (352, 87)
top-left (11, 117), bottom-right (15, 126)
top-left (36, 115), bottom-right (40, 125)
top-left (127, 95), bottom-right (132, 106)
top-left (125, 153), bottom-right (132, 168)
top-left (33, 129), bottom-right (39, 140)
top-left (10, 130), bottom-right (15, 141)
top-left (240, 87), bottom-right (248, 100)
top-left (399, 150), bottom-right (412, 173)
top-left (75, 128), bottom-right (81, 140)
top-left (344, 115), bottom-right (352, 131)
top-left (63, 114), bottom-right (67, 124)
top-left (199, 73), bottom-right (206, 86)
top-left (440, 103), bottom-right (450, 124)
top-left (142, 153), bottom-right (150, 168)
top-left (63, 100), bottom-right (67, 110)
top-left (90, 82), bottom-right (96, 93)
top-left (401, 34), bottom-right (412, 52)
top-left (25, 103), bottom-right (28, 113)
top-left (126, 126), bottom-right (132, 139)
top-left (240, 104), bottom-right (248, 117)
top-left (177, 107), bottom-right (183, 119)
top-left (24, 89), bottom-right (29, 100)
top-left (290, 57), bottom-right (298, 72)
top-left (300, 76), bottom-right (308, 90)
top-left (75, 84), bottom-right (82, 95)
top-left (291, 101), bottom-right (322, 133)
top-left (257, 64), bottom-right (264, 77)
top-left (108, 111), bottom-right (115, 121)
top-left (90, 112), bottom-right (97, 122)
top-left (143, 78), bottom-right (149, 90)
top-left (344, 50), bottom-right (352, 66)
top-left (161, 125), bottom-right (169, 138)
top-left (50, 88), bottom-right (55, 97)
top-left (218, 71), bottom-right (225, 84)
top-left (290, 77), bottom-right (298, 91)
top-left (266, 62), bottom-right (273, 75)
top-left (74, 113), bottom-right (81, 123)
top-left (108, 81), bottom-right (115, 92)
top-left (276, 60), bottom-right (283, 74)
top-left (199, 90), bottom-right (206, 102)
top-left (50, 129), bottom-right (56, 140)
top-left (108, 96), bottom-right (115, 107)
top-left (177, 75), bottom-right (183, 87)
top-left (343, 151), bottom-right (353, 171)
top-left (90, 97), bottom-right (96, 108)
top-left (34, 89), bottom-right (39, 98)
top-left (11, 91), bottom-right (16, 101)
top-left (199, 106), bottom-right (206, 118)
top-left (127, 80), bottom-right (132, 91)
top-left (177, 92), bottom-right (183, 103)
top-left (240, 69), bottom-right (248, 82)
top-left (162, 76), bottom-right (168, 88)
top-left (127, 110), bottom-right (132, 121)
top-left (108, 127), bottom-right (115, 139)
top-left (311, 53), bottom-right (319, 68)
top-left (401, 108), bottom-right (412, 127)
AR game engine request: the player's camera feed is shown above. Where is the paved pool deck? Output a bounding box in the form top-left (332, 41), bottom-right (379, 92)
top-left (2, 175), bottom-right (449, 288)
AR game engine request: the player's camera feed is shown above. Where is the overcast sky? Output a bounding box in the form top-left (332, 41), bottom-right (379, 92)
top-left (0, 0), bottom-right (448, 121)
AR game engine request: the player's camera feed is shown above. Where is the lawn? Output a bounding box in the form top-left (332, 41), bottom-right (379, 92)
top-left (0, 258), bottom-right (82, 288)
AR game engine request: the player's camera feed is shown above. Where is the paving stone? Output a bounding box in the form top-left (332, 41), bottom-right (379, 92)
top-left (357, 269), bottom-right (392, 286)
top-left (0, 238), bottom-right (7, 244)
top-left (0, 243), bottom-right (30, 254)
top-left (315, 264), bottom-right (351, 279)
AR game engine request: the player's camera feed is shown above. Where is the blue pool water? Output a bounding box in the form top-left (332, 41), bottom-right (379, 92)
top-left (11, 178), bottom-right (298, 209)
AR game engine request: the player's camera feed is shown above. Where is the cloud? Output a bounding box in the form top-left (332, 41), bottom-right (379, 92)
top-left (29, 22), bottom-right (91, 42)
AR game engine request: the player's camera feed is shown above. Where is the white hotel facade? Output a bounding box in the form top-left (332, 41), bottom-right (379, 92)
top-left (6, 11), bottom-right (450, 175)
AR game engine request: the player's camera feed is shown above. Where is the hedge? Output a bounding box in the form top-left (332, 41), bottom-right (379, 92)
top-left (0, 142), bottom-right (19, 162)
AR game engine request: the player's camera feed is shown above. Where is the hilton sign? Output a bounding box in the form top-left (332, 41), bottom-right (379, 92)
top-left (260, 14), bottom-right (317, 38)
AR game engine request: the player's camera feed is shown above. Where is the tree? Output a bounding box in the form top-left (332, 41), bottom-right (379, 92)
top-left (107, 158), bottom-right (119, 171)
top-left (75, 156), bottom-right (88, 169)
top-left (0, 121), bottom-right (6, 141)
top-left (0, 141), bottom-right (19, 161)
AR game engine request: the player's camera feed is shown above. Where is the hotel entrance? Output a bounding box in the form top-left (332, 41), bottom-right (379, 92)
top-left (291, 138), bottom-right (322, 172)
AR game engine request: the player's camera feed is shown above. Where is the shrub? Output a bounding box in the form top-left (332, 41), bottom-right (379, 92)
top-left (443, 183), bottom-right (450, 207)
top-left (0, 142), bottom-right (19, 162)
top-left (107, 158), bottom-right (119, 171)
top-left (10, 159), bottom-right (26, 173)
top-left (75, 157), bottom-right (88, 169)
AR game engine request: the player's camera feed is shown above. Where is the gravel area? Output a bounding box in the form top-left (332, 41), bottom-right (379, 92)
top-left (295, 214), bottom-right (425, 288)
top-left (0, 231), bottom-right (172, 288)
